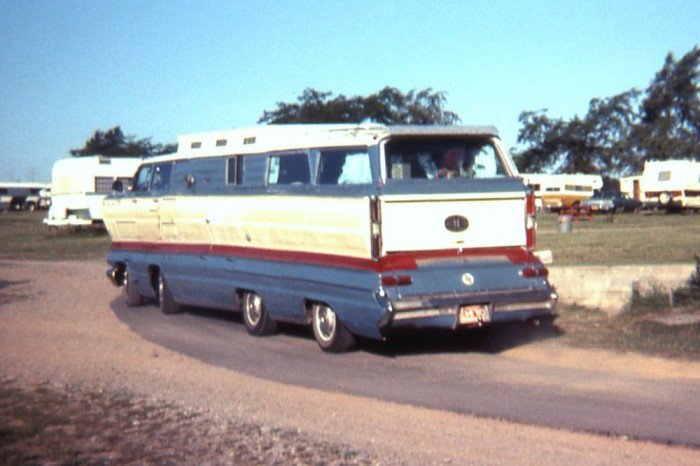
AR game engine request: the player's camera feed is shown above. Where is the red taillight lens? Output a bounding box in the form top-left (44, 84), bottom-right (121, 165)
top-left (381, 275), bottom-right (413, 286)
top-left (526, 189), bottom-right (536, 252)
top-left (521, 266), bottom-right (548, 278)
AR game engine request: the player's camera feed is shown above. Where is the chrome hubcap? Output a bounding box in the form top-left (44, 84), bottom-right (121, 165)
top-left (246, 294), bottom-right (262, 326)
top-left (315, 305), bottom-right (336, 342)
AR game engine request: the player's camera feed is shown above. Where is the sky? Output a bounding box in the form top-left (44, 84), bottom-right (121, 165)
top-left (0, 0), bottom-right (698, 182)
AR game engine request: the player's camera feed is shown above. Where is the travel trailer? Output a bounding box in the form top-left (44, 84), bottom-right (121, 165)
top-left (636, 160), bottom-right (700, 210)
top-left (44, 155), bottom-right (142, 228)
top-left (103, 124), bottom-right (557, 352)
top-left (520, 173), bottom-right (603, 211)
top-left (0, 182), bottom-right (50, 212)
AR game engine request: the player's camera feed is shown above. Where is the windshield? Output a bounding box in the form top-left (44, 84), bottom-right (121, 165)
top-left (384, 137), bottom-right (508, 181)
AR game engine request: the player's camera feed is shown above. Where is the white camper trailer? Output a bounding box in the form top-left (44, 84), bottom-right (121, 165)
top-left (521, 173), bottom-right (603, 211)
top-left (44, 155), bottom-right (142, 227)
top-left (638, 160), bottom-right (700, 210)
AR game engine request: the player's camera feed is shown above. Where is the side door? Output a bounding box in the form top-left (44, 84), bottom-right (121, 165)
top-left (105, 164), bottom-right (153, 241)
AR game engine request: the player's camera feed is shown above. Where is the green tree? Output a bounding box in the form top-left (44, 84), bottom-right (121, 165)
top-left (514, 46), bottom-right (699, 175)
top-left (258, 87), bottom-right (460, 125)
top-left (70, 126), bottom-right (176, 157)
top-left (634, 47), bottom-right (700, 162)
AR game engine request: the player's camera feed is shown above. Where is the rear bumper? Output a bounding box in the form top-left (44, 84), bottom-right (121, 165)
top-left (378, 286), bottom-right (557, 333)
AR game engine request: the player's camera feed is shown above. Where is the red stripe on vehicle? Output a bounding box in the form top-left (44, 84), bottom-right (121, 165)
top-left (110, 241), bottom-right (537, 272)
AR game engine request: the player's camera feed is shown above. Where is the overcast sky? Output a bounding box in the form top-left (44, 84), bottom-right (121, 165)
top-left (1, 0), bottom-right (698, 182)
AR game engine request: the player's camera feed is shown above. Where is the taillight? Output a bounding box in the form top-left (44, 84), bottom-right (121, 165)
top-left (525, 188), bottom-right (536, 252)
top-left (381, 275), bottom-right (413, 286)
top-left (520, 266), bottom-right (548, 278)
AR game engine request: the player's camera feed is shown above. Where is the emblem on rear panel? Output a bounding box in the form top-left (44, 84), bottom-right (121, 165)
top-left (461, 273), bottom-right (475, 286)
top-left (444, 215), bottom-right (469, 232)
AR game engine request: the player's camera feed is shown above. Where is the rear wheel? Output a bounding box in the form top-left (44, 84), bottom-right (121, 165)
top-left (311, 303), bottom-right (355, 352)
top-left (242, 291), bottom-right (277, 335)
top-left (157, 270), bottom-right (181, 315)
top-left (124, 269), bottom-right (142, 307)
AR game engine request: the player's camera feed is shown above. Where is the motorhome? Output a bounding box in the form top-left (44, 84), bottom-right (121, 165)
top-left (636, 160), bottom-right (700, 210)
top-left (521, 173), bottom-right (603, 211)
top-left (44, 155), bottom-right (142, 227)
top-left (0, 182), bottom-right (50, 212)
top-left (103, 124), bottom-right (556, 352)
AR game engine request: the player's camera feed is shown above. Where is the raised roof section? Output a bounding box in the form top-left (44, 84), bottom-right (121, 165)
top-left (166, 124), bottom-right (499, 161)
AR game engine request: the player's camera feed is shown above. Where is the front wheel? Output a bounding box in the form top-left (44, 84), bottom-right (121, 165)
top-left (242, 291), bottom-right (276, 336)
top-left (311, 303), bottom-right (355, 352)
top-left (157, 271), bottom-right (181, 315)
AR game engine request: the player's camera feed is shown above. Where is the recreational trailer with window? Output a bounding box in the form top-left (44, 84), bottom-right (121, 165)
top-left (521, 173), bottom-right (603, 211)
top-left (44, 155), bottom-right (142, 228)
top-left (0, 182), bottom-right (50, 211)
top-left (103, 124), bottom-right (556, 352)
top-left (638, 160), bottom-right (700, 210)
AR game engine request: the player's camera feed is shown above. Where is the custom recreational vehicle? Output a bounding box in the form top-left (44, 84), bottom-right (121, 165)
top-left (520, 173), bottom-right (603, 211)
top-left (103, 124), bottom-right (557, 352)
top-left (637, 160), bottom-right (700, 210)
top-left (44, 155), bottom-right (142, 228)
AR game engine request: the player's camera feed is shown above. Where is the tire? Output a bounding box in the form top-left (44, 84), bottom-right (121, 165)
top-left (124, 269), bottom-right (142, 307)
top-left (311, 303), bottom-right (355, 352)
top-left (242, 291), bottom-right (277, 336)
top-left (157, 270), bottom-right (181, 315)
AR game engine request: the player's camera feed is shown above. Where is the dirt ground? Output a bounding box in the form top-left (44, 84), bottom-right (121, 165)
top-left (1, 260), bottom-right (699, 465)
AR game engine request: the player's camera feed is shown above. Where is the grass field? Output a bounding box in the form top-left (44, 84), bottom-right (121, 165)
top-left (0, 211), bottom-right (110, 261)
top-left (536, 210), bottom-right (700, 265)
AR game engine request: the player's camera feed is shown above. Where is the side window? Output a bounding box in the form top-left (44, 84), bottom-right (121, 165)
top-left (319, 149), bottom-right (372, 185)
top-left (94, 176), bottom-right (115, 194)
top-left (150, 163), bottom-right (172, 191)
top-left (658, 171), bottom-right (671, 182)
top-left (268, 153), bottom-right (310, 185)
top-left (239, 156), bottom-right (267, 186)
top-left (132, 165), bottom-right (153, 192)
top-left (227, 157), bottom-right (238, 185)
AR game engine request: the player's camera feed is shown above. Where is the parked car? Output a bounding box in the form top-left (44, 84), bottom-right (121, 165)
top-left (581, 191), bottom-right (642, 213)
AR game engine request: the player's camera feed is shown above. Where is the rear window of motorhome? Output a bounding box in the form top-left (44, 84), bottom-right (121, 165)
top-left (385, 138), bottom-right (505, 180)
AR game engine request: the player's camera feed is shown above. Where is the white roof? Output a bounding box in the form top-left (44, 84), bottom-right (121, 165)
top-left (147, 124), bottom-right (501, 163)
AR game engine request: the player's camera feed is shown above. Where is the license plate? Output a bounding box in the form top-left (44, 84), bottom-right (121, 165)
top-left (459, 304), bottom-right (491, 325)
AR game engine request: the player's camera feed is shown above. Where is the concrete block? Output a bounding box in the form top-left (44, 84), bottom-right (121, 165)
top-left (548, 264), bottom-right (695, 315)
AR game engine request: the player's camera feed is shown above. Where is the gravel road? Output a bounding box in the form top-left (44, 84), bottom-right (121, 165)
top-left (1, 260), bottom-right (699, 465)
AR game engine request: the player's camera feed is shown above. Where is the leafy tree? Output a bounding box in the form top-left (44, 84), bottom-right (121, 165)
top-left (514, 46), bottom-right (699, 175)
top-left (70, 126), bottom-right (177, 157)
top-left (634, 47), bottom-right (700, 163)
top-left (259, 87), bottom-right (460, 125)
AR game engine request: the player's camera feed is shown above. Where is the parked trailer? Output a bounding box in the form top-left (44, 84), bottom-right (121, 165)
top-left (637, 160), bottom-right (700, 211)
top-left (44, 155), bottom-right (142, 228)
top-left (103, 124), bottom-right (557, 352)
top-left (520, 173), bottom-right (603, 211)
top-left (0, 182), bottom-right (50, 212)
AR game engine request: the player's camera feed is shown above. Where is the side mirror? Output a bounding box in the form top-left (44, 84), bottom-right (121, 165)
top-left (112, 180), bottom-right (124, 192)
top-left (185, 174), bottom-right (195, 188)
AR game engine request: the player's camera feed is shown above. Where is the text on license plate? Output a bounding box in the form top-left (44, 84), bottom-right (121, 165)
top-left (459, 304), bottom-right (491, 325)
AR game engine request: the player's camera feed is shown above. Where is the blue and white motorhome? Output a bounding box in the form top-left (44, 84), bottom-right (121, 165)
top-left (103, 124), bottom-right (557, 352)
